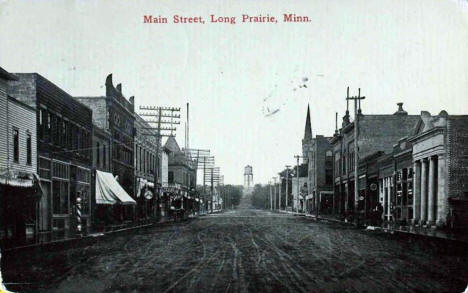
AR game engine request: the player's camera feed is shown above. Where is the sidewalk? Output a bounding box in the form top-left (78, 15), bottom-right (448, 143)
top-left (278, 209), bottom-right (468, 244)
top-left (2, 211), bottom-right (217, 253)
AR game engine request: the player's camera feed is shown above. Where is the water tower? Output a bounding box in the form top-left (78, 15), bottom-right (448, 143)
top-left (244, 165), bottom-right (253, 194)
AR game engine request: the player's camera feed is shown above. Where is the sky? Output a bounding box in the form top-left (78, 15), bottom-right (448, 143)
top-left (1, 0), bottom-right (468, 185)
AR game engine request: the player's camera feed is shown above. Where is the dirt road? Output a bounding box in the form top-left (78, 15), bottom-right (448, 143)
top-left (3, 208), bottom-right (468, 293)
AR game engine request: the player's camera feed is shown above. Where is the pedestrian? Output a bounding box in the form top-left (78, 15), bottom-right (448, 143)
top-left (376, 202), bottom-right (384, 227)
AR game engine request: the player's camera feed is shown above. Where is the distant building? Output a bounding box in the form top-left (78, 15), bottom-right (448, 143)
top-left (164, 136), bottom-right (197, 190)
top-left (291, 164), bottom-right (308, 211)
top-left (307, 135), bottom-right (333, 214)
top-left (243, 165), bottom-right (253, 195)
top-left (163, 136), bottom-right (197, 214)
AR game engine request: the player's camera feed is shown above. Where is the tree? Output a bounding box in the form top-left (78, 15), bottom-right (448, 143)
top-left (250, 184), bottom-right (270, 209)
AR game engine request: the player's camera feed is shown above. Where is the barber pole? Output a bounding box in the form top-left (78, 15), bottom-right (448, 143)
top-left (76, 193), bottom-right (82, 236)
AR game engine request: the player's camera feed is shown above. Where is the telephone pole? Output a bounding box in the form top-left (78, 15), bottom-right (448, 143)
top-left (294, 155), bottom-right (306, 213)
top-left (272, 177), bottom-right (277, 210)
top-left (285, 165), bottom-right (291, 210)
top-left (139, 106), bottom-right (181, 219)
top-left (346, 87), bottom-right (365, 214)
top-left (269, 181), bottom-right (273, 210)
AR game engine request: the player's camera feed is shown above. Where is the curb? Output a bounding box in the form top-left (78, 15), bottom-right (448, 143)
top-left (2, 216), bottom-right (199, 254)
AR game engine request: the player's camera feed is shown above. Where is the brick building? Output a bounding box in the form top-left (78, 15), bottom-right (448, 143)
top-left (331, 102), bottom-right (419, 218)
top-left (307, 135), bottom-right (333, 214)
top-left (409, 111), bottom-right (468, 229)
top-left (377, 137), bottom-right (414, 224)
top-left (75, 74), bottom-right (136, 222)
top-left (134, 111), bottom-right (160, 219)
top-left (164, 137), bottom-right (197, 190)
top-left (8, 73), bottom-right (93, 240)
top-left (164, 137), bottom-right (197, 213)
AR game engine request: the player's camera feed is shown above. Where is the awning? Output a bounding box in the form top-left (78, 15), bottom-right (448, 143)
top-left (96, 170), bottom-right (136, 205)
top-left (0, 170), bottom-right (43, 199)
top-left (0, 169), bottom-right (35, 187)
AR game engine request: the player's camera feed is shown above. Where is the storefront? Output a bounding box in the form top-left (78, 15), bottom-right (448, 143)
top-left (0, 171), bottom-right (43, 247)
top-left (94, 170), bottom-right (136, 231)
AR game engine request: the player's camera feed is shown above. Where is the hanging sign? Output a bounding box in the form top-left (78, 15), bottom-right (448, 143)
top-left (144, 190), bottom-right (154, 200)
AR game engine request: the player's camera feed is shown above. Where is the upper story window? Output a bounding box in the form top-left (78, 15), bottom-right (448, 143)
top-left (13, 128), bottom-right (19, 163)
top-left (96, 142), bottom-right (100, 167)
top-left (26, 132), bottom-right (32, 165)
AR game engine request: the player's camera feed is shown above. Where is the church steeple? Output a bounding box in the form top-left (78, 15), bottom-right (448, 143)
top-left (304, 104), bottom-right (312, 141)
top-left (302, 104), bottom-right (313, 162)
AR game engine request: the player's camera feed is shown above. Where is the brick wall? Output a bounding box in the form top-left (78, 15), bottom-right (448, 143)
top-left (75, 97), bottom-right (108, 129)
top-left (357, 115), bottom-right (420, 158)
top-left (7, 73), bottom-right (37, 109)
top-left (448, 116), bottom-right (468, 198)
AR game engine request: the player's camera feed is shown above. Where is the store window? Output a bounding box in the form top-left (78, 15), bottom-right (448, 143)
top-left (52, 161), bottom-right (70, 215)
top-left (53, 180), bottom-right (69, 214)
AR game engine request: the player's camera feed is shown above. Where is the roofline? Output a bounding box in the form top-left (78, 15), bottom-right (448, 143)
top-left (0, 67), bottom-right (18, 81)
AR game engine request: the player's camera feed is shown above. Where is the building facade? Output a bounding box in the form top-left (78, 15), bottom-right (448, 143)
top-left (164, 137), bottom-right (197, 214)
top-left (331, 103), bottom-right (419, 219)
top-left (75, 74), bottom-right (135, 196)
top-left (0, 68), bottom-right (40, 246)
top-left (307, 135), bottom-right (333, 214)
top-left (8, 73), bottom-right (93, 240)
top-left (409, 111), bottom-right (468, 229)
top-left (291, 164), bottom-right (308, 212)
top-left (134, 112), bottom-right (160, 219)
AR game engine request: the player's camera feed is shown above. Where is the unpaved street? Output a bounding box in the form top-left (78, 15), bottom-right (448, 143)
top-left (3, 208), bottom-right (468, 293)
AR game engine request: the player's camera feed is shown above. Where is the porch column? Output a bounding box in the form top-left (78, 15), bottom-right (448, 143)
top-left (436, 155), bottom-right (448, 227)
top-left (427, 156), bottom-right (436, 225)
top-left (412, 160), bottom-right (421, 224)
top-left (420, 158), bottom-right (428, 224)
top-left (381, 179), bottom-right (386, 221)
top-left (413, 161), bottom-right (421, 225)
top-left (384, 177), bottom-right (391, 221)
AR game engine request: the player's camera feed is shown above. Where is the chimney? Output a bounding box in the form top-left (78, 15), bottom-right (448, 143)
top-left (335, 112), bottom-right (339, 135)
top-left (394, 102), bottom-right (408, 115)
top-left (129, 96), bottom-right (134, 105)
top-left (116, 83), bottom-right (122, 93)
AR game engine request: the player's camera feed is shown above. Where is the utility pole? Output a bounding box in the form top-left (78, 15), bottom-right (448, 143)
top-left (185, 148), bottom-right (212, 214)
top-left (272, 177), bottom-right (277, 210)
top-left (285, 165), bottom-right (291, 210)
top-left (293, 155), bottom-right (307, 213)
top-left (205, 166), bottom-right (220, 212)
top-left (269, 181), bottom-right (273, 210)
top-left (277, 174), bottom-right (282, 210)
top-left (139, 106), bottom-right (181, 220)
top-left (346, 87), bottom-right (365, 215)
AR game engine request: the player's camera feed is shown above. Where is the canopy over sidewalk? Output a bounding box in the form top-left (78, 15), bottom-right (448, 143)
top-left (96, 170), bottom-right (136, 205)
